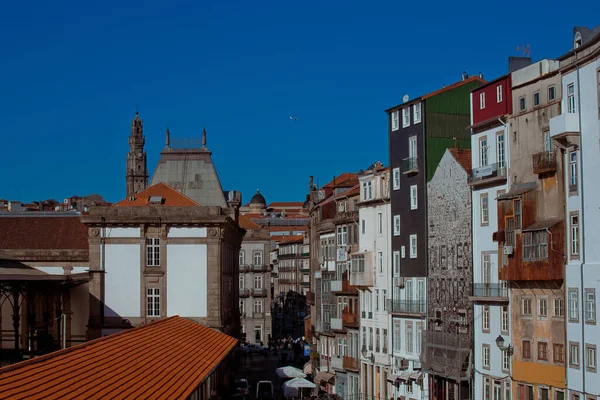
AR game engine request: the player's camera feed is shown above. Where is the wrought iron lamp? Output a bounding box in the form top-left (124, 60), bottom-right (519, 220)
top-left (495, 335), bottom-right (514, 356)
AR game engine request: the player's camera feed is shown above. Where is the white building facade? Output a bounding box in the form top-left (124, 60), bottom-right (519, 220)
top-left (355, 165), bottom-right (394, 400)
top-left (552, 28), bottom-right (600, 398)
top-left (469, 77), bottom-right (513, 400)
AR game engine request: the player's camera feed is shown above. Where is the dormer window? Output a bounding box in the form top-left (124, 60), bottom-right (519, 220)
top-left (574, 31), bottom-right (583, 49)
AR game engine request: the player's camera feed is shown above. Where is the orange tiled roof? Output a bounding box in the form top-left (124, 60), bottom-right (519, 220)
top-left (448, 148), bottom-right (472, 173)
top-left (0, 316), bottom-right (237, 400)
top-left (322, 173), bottom-right (359, 189)
top-left (278, 235), bottom-right (305, 244)
top-left (269, 226), bottom-right (308, 232)
top-left (115, 182), bottom-right (199, 207)
top-left (239, 214), bottom-right (261, 230)
top-left (268, 202), bottom-right (304, 208)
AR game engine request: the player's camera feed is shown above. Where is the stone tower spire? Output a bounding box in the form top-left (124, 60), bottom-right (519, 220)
top-left (125, 112), bottom-right (149, 198)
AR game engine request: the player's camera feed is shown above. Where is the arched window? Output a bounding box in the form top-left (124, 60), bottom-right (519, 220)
top-left (254, 251), bottom-right (263, 266)
top-left (574, 31), bottom-right (583, 49)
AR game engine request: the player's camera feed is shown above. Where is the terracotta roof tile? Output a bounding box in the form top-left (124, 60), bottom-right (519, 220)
top-left (115, 182), bottom-right (199, 207)
top-left (267, 202), bottom-right (304, 208)
top-left (269, 226), bottom-right (308, 233)
top-left (0, 216), bottom-right (88, 250)
top-left (239, 214), bottom-right (261, 230)
top-left (448, 148), bottom-right (472, 173)
top-left (278, 235), bottom-right (305, 244)
top-left (0, 316), bottom-right (237, 400)
top-left (322, 173), bottom-right (359, 189)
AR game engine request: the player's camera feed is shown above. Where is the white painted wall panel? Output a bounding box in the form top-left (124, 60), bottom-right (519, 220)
top-left (167, 227), bottom-right (207, 238)
top-left (104, 244), bottom-right (141, 318)
top-left (167, 244), bottom-right (207, 317)
top-left (102, 227), bottom-right (140, 238)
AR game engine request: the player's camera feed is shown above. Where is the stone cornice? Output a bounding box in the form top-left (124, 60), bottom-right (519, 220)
top-left (4, 249), bottom-right (89, 262)
top-left (81, 206), bottom-right (229, 225)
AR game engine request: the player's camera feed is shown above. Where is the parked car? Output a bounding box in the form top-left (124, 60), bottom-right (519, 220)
top-left (256, 380), bottom-right (274, 400)
top-left (235, 379), bottom-right (249, 396)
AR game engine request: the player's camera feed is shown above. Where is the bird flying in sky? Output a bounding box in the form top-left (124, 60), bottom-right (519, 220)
top-left (289, 116), bottom-right (300, 121)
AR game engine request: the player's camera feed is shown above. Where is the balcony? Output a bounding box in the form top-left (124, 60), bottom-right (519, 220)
top-left (469, 283), bottom-right (509, 303)
top-left (342, 311), bottom-right (359, 328)
top-left (532, 151), bottom-right (557, 175)
top-left (252, 264), bottom-right (267, 272)
top-left (468, 162), bottom-right (507, 187)
top-left (300, 266), bottom-right (310, 273)
top-left (343, 356), bottom-right (359, 372)
top-left (550, 113), bottom-right (580, 146)
top-left (252, 288), bottom-right (267, 297)
top-left (239, 288), bottom-right (250, 297)
top-left (239, 264), bottom-right (249, 272)
top-left (330, 318), bottom-right (343, 331)
top-left (401, 157), bottom-right (418, 175)
top-left (387, 300), bottom-right (426, 316)
top-left (350, 271), bottom-right (373, 288)
top-left (301, 251), bottom-right (310, 257)
top-left (331, 356), bottom-right (344, 371)
top-left (331, 279), bottom-right (351, 293)
top-left (253, 312), bottom-right (265, 319)
top-left (334, 210), bottom-right (359, 223)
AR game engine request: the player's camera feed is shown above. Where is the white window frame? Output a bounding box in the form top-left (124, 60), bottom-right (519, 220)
top-left (538, 297), bottom-right (548, 319)
top-left (377, 251), bottom-right (383, 273)
top-left (585, 289), bottom-right (596, 324)
top-left (410, 185), bottom-right (418, 210)
top-left (522, 297), bottom-right (532, 317)
top-left (146, 238), bottom-right (160, 267)
top-left (480, 193), bottom-right (489, 226)
top-left (402, 107), bottom-right (410, 127)
top-left (569, 288), bottom-right (579, 322)
top-left (392, 168), bottom-right (400, 190)
top-left (239, 250), bottom-right (245, 266)
top-left (253, 251), bottom-right (263, 266)
top-left (254, 275), bottom-right (263, 289)
top-left (497, 131), bottom-right (505, 169)
top-left (409, 234), bottom-right (417, 258)
top-left (568, 83), bottom-right (576, 113)
top-left (391, 110), bottom-right (399, 131)
top-left (501, 305), bottom-right (509, 333)
top-left (253, 299), bottom-right (263, 314)
top-left (480, 92), bottom-right (486, 109)
top-left (147, 288), bottom-right (160, 317)
top-left (482, 306), bottom-right (490, 331)
top-left (496, 85), bottom-right (503, 103)
top-left (239, 276), bottom-right (244, 289)
top-left (413, 103), bottom-right (422, 124)
top-left (571, 213), bottom-right (580, 258)
top-left (393, 215), bottom-right (400, 236)
top-left (393, 251), bottom-right (400, 276)
top-left (479, 137), bottom-right (488, 167)
top-left (482, 344), bottom-right (490, 369)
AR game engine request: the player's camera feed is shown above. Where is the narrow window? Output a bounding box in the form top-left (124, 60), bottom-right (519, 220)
top-left (391, 110), bottom-right (399, 131)
top-left (146, 238), bottom-right (160, 267)
top-left (496, 85), bottom-right (503, 102)
top-left (570, 151), bottom-right (578, 193)
top-left (553, 344), bottom-right (565, 364)
top-left (392, 167), bottom-right (400, 190)
top-left (408, 136), bottom-right (417, 159)
top-left (519, 96), bottom-right (526, 111)
top-left (253, 251), bottom-right (263, 265)
top-left (239, 250), bottom-right (245, 266)
top-left (568, 83), bottom-right (576, 113)
top-left (147, 288), bottom-right (160, 317)
top-left (585, 289), bottom-right (596, 324)
top-left (378, 213), bottom-right (383, 234)
top-left (480, 193), bottom-right (489, 226)
top-left (533, 91), bottom-right (540, 107)
top-left (483, 344), bottom-right (490, 368)
top-left (413, 103), bottom-right (422, 123)
top-left (393, 215), bottom-right (400, 236)
top-left (586, 344), bottom-right (597, 372)
top-left (479, 137), bottom-right (488, 166)
top-left (480, 92), bottom-right (486, 109)
top-left (497, 132), bottom-right (506, 169)
top-left (522, 297), bottom-right (532, 316)
top-left (570, 342), bottom-right (580, 367)
top-left (410, 185), bottom-right (418, 210)
top-left (393, 251), bottom-right (400, 276)
top-left (409, 234), bottom-right (417, 258)
top-left (402, 107), bottom-right (410, 127)
top-left (569, 288), bottom-right (579, 322)
top-left (482, 306), bottom-right (490, 332)
top-left (522, 339), bottom-right (531, 359)
top-left (571, 213), bottom-right (580, 258)
top-left (538, 298), bottom-right (548, 318)
top-left (548, 85), bottom-right (556, 101)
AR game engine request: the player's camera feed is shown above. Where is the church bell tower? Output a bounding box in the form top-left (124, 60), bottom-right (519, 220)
top-left (125, 112), bottom-right (148, 197)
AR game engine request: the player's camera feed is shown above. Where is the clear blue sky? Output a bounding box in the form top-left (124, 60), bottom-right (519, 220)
top-left (1, 1), bottom-right (597, 205)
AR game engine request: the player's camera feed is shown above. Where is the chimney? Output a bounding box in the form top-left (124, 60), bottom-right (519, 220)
top-left (508, 56), bottom-right (532, 73)
top-left (461, 71), bottom-right (468, 81)
top-left (309, 176), bottom-right (314, 192)
top-left (478, 72), bottom-right (484, 79)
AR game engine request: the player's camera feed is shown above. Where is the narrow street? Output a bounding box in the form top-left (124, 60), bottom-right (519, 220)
top-left (233, 347), bottom-right (307, 400)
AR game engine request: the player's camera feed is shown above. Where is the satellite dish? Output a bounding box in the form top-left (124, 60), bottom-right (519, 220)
top-left (402, 95), bottom-right (409, 103)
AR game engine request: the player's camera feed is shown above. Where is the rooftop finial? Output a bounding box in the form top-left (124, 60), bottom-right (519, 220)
top-left (202, 126), bottom-right (207, 148)
top-left (165, 127), bottom-right (170, 147)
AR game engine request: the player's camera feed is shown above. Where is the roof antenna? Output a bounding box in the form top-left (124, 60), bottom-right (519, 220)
top-left (453, 136), bottom-right (458, 149)
top-left (165, 126), bottom-right (170, 148)
top-left (202, 126), bottom-right (207, 148)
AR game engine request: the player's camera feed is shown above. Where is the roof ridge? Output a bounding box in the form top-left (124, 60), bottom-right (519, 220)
top-left (0, 316), bottom-right (179, 375)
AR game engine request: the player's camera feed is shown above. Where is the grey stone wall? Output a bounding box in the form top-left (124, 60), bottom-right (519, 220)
top-left (427, 150), bottom-right (473, 337)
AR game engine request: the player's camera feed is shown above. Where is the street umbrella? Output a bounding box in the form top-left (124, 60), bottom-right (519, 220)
top-left (283, 377), bottom-right (317, 398)
top-left (276, 365), bottom-right (307, 379)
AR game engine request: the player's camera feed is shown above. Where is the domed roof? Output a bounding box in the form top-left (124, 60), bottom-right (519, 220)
top-left (250, 189), bottom-right (266, 205)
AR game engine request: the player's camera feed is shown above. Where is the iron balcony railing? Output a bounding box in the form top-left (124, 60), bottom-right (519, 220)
top-left (252, 264), bottom-right (267, 272)
top-left (472, 283), bottom-right (508, 298)
top-left (239, 288), bottom-right (250, 297)
top-left (252, 288), bottom-right (267, 297)
top-left (343, 356), bottom-right (359, 371)
top-left (402, 157), bottom-right (418, 174)
top-left (532, 151), bottom-right (557, 174)
top-left (386, 300), bottom-right (426, 314)
top-left (468, 162), bottom-right (507, 185)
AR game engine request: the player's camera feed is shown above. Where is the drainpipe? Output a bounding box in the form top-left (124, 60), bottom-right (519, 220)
top-left (574, 54), bottom-right (586, 396)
